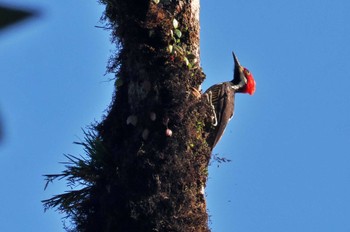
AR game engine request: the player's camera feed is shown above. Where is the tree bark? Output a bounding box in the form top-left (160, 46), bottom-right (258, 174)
top-left (44, 1), bottom-right (212, 231)
top-left (95, 1), bottom-right (211, 231)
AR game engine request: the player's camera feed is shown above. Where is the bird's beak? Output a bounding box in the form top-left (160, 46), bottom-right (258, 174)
top-left (232, 51), bottom-right (241, 67)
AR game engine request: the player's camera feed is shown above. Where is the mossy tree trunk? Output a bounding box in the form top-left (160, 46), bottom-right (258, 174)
top-left (44, 1), bottom-right (212, 231)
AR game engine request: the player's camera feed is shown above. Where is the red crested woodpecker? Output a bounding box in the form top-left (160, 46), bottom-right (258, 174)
top-left (205, 52), bottom-right (256, 149)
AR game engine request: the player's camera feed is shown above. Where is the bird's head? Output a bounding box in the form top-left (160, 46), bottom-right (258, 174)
top-left (232, 52), bottom-right (256, 95)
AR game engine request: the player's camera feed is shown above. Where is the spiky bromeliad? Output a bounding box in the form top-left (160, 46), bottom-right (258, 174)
top-left (204, 52), bottom-right (256, 150)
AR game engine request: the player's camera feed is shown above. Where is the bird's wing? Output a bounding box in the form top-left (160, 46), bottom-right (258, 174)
top-left (205, 82), bottom-right (235, 148)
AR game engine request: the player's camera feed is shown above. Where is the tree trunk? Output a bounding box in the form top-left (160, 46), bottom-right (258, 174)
top-left (44, 1), bottom-right (212, 231)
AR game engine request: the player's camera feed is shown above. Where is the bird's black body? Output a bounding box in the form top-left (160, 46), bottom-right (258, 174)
top-left (203, 52), bottom-right (255, 151)
top-left (204, 82), bottom-right (236, 149)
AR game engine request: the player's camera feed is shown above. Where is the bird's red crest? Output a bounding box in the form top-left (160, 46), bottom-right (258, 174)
top-left (243, 68), bottom-right (256, 95)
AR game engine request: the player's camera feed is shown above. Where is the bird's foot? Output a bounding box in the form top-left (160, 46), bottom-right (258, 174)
top-left (190, 87), bottom-right (202, 99)
top-left (205, 91), bottom-right (218, 126)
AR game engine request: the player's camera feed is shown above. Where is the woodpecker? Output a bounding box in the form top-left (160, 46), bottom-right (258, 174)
top-left (205, 52), bottom-right (256, 150)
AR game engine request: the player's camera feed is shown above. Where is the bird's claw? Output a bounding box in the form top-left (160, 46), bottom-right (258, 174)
top-left (190, 87), bottom-right (218, 126)
top-left (190, 87), bottom-right (202, 99)
top-left (206, 91), bottom-right (218, 126)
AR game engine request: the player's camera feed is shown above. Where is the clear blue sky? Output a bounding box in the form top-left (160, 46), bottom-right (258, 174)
top-left (1, 0), bottom-right (350, 231)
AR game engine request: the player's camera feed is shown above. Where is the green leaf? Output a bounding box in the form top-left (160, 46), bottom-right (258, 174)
top-left (184, 57), bottom-right (189, 66)
top-left (173, 18), bottom-right (179, 29)
top-left (153, 0), bottom-right (160, 4)
top-left (168, 45), bottom-right (173, 53)
top-left (173, 44), bottom-right (184, 54)
top-left (174, 29), bottom-right (182, 38)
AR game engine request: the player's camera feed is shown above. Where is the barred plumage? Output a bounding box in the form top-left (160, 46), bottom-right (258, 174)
top-left (205, 82), bottom-right (235, 148)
